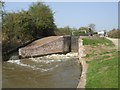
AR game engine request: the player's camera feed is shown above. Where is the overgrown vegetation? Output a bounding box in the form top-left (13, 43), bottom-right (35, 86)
top-left (54, 26), bottom-right (95, 36)
top-left (107, 29), bottom-right (120, 38)
top-left (82, 37), bottom-right (118, 88)
top-left (73, 27), bottom-right (89, 36)
top-left (54, 26), bottom-right (72, 35)
top-left (54, 26), bottom-right (89, 36)
top-left (2, 2), bottom-right (56, 52)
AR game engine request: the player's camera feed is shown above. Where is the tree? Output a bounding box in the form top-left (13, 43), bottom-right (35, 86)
top-left (107, 29), bottom-right (120, 38)
top-left (28, 2), bottom-right (56, 36)
top-left (88, 24), bottom-right (96, 31)
top-left (79, 27), bottom-right (89, 33)
top-left (56, 26), bottom-right (72, 35)
top-left (2, 2), bottom-right (56, 53)
top-left (0, 1), bottom-right (4, 15)
top-left (71, 27), bottom-right (89, 36)
top-left (87, 24), bottom-right (96, 36)
top-left (0, 1), bottom-right (4, 29)
top-left (2, 11), bottom-right (36, 43)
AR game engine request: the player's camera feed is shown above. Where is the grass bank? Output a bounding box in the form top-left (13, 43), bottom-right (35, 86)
top-left (82, 37), bottom-right (118, 88)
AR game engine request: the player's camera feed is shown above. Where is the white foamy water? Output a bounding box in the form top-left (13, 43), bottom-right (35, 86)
top-left (7, 52), bottom-right (78, 71)
top-left (3, 52), bottom-right (81, 88)
top-left (7, 59), bottom-right (59, 72)
top-left (28, 52), bottom-right (78, 64)
top-left (44, 53), bottom-right (78, 59)
top-left (29, 57), bottom-right (63, 64)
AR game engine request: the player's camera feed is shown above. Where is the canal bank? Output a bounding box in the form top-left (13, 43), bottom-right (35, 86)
top-left (80, 37), bottom-right (118, 88)
top-left (77, 38), bottom-right (88, 88)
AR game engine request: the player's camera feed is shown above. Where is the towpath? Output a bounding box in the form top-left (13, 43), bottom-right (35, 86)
top-left (106, 37), bottom-right (120, 51)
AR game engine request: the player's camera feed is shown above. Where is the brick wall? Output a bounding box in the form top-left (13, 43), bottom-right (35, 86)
top-left (19, 36), bottom-right (71, 58)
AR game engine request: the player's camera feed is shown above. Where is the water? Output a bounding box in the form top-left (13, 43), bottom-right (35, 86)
top-left (2, 53), bottom-right (81, 88)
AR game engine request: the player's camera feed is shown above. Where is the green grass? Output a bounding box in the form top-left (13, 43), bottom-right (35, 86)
top-left (99, 51), bottom-right (110, 55)
top-left (118, 51), bottom-right (120, 89)
top-left (82, 38), bottom-right (114, 46)
top-left (83, 37), bottom-right (118, 88)
top-left (86, 56), bottom-right (118, 88)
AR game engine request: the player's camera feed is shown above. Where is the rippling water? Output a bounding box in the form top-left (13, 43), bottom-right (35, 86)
top-left (2, 53), bottom-right (81, 88)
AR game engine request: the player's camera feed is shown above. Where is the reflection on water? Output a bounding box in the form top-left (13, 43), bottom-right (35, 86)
top-left (2, 53), bottom-right (81, 88)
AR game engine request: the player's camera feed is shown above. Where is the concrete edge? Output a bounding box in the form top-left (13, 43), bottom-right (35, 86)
top-left (77, 58), bottom-right (88, 88)
top-left (77, 38), bottom-right (88, 88)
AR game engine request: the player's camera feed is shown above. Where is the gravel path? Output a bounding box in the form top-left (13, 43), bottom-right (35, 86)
top-left (106, 37), bottom-right (120, 51)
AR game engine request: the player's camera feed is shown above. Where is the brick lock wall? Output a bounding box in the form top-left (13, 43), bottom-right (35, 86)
top-left (19, 36), bottom-right (71, 58)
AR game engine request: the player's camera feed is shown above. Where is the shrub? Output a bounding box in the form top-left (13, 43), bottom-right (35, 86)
top-left (107, 29), bottom-right (120, 38)
top-left (54, 26), bottom-right (72, 36)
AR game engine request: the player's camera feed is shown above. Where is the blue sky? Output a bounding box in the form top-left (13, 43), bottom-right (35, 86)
top-left (4, 2), bottom-right (118, 31)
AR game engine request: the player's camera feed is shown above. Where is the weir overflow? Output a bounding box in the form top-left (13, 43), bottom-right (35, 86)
top-left (3, 36), bottom-right (84, 88)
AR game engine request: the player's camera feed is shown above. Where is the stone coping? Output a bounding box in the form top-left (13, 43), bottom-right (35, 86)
top-left (22, 36), bottom-right (63, 49)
